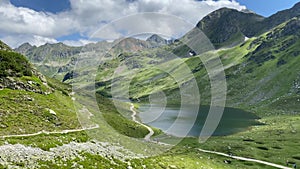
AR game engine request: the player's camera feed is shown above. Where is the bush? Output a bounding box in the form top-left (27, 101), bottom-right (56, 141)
top-left (0, 50), bottom-right (32, 77)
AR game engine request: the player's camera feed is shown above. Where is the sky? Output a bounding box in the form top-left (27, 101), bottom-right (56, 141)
top-left (0, 0), bottom-right (299, 48)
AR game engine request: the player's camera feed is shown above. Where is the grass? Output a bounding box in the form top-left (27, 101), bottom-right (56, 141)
top-left (95, 93), bottom-right (161, 138)
top-left (0, 130), bottom-right (90, 151)
top-left (37, 152), bottom-right (127, 169)
top-left (0, 88), bottom-right (80, 135)
top-left (183, 113), bottom-right (300, 167)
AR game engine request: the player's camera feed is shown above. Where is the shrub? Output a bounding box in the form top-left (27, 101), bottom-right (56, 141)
top-left (0, 50), bottom-right (32, 77)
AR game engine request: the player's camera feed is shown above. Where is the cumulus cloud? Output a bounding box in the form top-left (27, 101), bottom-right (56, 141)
top-left (62, 39), bottom-right (97, 47)
top-left (0, 0), bottom-right (246, 47)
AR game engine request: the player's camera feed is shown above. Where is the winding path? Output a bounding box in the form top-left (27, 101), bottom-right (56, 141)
top-left (197, 148), bottom-right (292, 169)
top-left (130, 103), bottom-right (154, 141)
top-left (0, 125), bottom-right (99, 139)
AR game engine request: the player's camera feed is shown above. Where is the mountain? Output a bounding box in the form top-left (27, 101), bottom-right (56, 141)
top-left (16, 42), bottom-right (82, 63)
top-left (15, 37), bottom-right (170, 82)
top-left (146, 34), bottom-right (170, 47)
top-left (14, 42), bottom-right (82, 80)
top-left (195, 2), bottom-right (300, 49)
top-left (264, 2), bottom-right (300, 31)
top-left (195, 7), bottom-right (264, 48)
top-left (95, 16), bottom-right (300, 113)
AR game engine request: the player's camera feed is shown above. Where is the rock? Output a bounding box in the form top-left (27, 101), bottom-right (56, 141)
top-left (25, 96), bottom-right (34, 101)
top-left (47, 109), bottom-right (57, 116)
top-left (0, 124), bottom-right (8, 128)
top-left (169, 165), bottom-right (178, 169)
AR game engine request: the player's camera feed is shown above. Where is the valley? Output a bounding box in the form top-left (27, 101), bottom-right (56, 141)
top-left (0, 1), bottom-right (300, 169)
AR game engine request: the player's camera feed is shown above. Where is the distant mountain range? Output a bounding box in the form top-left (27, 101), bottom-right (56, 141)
top-left (15, 36), bottom-right (170, 81)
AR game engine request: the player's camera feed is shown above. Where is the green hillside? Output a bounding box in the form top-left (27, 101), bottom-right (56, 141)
top-left (0, 45), bottom-right (81, 135)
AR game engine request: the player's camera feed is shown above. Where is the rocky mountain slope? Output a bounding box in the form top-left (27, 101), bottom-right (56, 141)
top-left (195, 7), bottom-right (264, 48)
top-left (194, 2), bottom-right (300, 49)
top-left (146, 34), bottom-right (171, 47)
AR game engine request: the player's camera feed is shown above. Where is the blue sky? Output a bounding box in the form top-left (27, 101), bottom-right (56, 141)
top-left (1, 0), bottom-right (300, 47)
top-left (238, 0), bottom-right (299, 16)
top-left (10, 0), bottom-right (71, 13)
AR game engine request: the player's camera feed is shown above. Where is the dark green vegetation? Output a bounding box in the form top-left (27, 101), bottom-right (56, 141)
top-left (0, 40), bottom-right (12, 51)
top-left (0, 50), bottom-right (32, 77)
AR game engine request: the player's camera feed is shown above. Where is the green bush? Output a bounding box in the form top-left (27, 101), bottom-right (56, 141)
top-left (0, 50), bottom-right (32, 77)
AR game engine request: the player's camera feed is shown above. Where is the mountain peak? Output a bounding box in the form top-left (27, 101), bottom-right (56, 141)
top-left (264, 1), bottom-right (300, 31)
top-left (146, 34), bottom-right (167, 43)
top-left (146, 34), bottom-right (170, 47)
top-left (293, 1), bottom-right (300, 8)
top-left (17, 42), bottom-right (32, 48)
top-left (195, 7), bottom-right (264, 48)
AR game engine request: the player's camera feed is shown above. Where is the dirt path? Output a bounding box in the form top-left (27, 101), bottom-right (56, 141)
top-left (0, 125), bottom-right (99, 139)
top-left (197, 148), bottom-right (292, 169)
top-left (130, 103), bottom-right (154, 141)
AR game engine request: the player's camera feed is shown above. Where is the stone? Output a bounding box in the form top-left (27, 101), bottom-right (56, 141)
top-left (169, 165), bottom-right (178, 169)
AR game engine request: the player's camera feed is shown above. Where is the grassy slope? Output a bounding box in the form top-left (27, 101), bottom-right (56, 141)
top-left (0, 88), bottom-right (80, 135)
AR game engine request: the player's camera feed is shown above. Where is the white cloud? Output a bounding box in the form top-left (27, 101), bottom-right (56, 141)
top-left (2, 35), bottom-right (58, 48)
top-left (0, 0), bottom-right (246, 48)
top-left (62, 39), bottom-right (97, 47)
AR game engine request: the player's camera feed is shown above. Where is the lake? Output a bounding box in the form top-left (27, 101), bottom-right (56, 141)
top-left (138, 104), bottom-right (261, 137)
